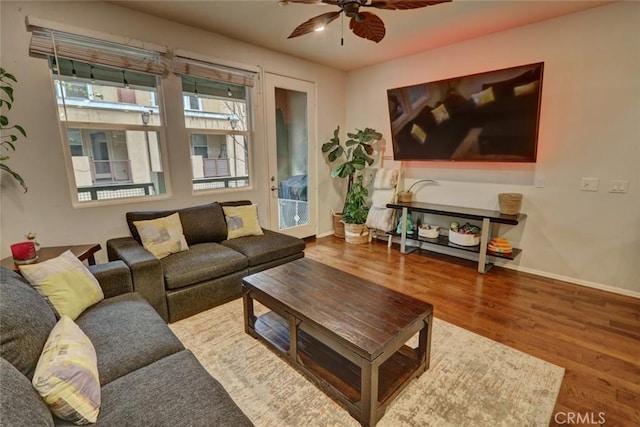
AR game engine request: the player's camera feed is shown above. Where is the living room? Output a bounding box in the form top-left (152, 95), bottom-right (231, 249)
top-left (1, 0), bottom-right (638, 425)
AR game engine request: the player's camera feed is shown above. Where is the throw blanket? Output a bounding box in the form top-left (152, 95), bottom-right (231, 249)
top-left (373, 169), bottom-right (398, 190)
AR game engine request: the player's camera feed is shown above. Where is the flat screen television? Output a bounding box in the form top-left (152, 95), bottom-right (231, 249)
top-left (387, 62), bottom-right (544, 162)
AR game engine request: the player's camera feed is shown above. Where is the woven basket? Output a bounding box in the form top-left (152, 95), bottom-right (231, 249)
top-left (332, 212), bottom-right (345, 238)
top-left (498, 193), bottom-right (523, 215)
top-left (343, 223), bottom-right (370, 244)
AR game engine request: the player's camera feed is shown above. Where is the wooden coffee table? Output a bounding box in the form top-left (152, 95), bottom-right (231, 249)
top-left (242, 258), bottom-right (433, 427)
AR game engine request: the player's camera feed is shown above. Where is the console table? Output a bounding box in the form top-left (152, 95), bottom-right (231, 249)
top-left (386, 202), bottom-right (526, 273)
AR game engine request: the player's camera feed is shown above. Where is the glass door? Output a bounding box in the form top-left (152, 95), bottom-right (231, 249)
top-left (264, 73), bottom-right (316, 238)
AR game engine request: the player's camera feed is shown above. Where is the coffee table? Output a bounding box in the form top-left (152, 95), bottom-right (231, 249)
top-left (242, 258), bottom-right (433, 427)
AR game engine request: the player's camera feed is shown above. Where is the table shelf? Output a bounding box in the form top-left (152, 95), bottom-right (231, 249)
top-left (386, 202), bottom-right (525, 273)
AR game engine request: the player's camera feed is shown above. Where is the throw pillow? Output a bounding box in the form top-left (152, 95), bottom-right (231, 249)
top-left (32, 316), bottom-right (100, 425)
top-left (19, 250), bottom-right (104, 320)
top-left (133, 212), bottom-right (189, 259)
top-left (223, 204), bottom-right (264, 239)
top-left (514, 80), bottom-right (539, 97)
top-left (431, 104), bottom-right (450, 124)
top-left (471, 86), bottom-right (496, 106)
top-left (410, 123), bottom-right (427, 144)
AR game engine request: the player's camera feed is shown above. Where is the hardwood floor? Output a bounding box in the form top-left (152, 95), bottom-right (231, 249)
top-left (303, 236), bottom-right (640, 427)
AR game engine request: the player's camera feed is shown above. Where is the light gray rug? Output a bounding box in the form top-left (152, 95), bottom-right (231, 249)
top-left (170, 299), bottom-right (564, 427)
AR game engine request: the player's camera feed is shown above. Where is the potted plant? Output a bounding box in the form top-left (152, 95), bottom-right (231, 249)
top-left (0, 68), bottom-right (27, 192)
top-left (321, 125), bottom-right (382, 238)
top-left (341, 175), bottom-right (371, 243)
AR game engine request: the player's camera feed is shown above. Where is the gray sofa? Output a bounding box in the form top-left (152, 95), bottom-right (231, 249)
top-left (107, 201), bottom-right (305, 323)
top-left (0, 263), bottom-right (253, 426)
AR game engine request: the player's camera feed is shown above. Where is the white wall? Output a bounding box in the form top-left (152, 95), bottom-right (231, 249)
top-left (345, 2), bottom-right (640, 295)
top-left (0, 1), bottom-right (346, 260)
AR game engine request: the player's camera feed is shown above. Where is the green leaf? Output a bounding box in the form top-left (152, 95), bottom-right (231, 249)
top-left (14, 125), bottom-right (26, 137)
top-left (0, 86), bottom-right (14, 102)
top-left (10, 135), bottom-right (17, 142)
top-left (328, 146), bottom-right (343, 162)
top-left (345, 138), bottom-right (358, 147)
top-left (364, 144), bottom-right (374, 155)
top-left (3, 72), bottom-right (17, 82)
top-left (352, 158), bottom-right (366, 169)
top-left (343, 163), bottom-right (355, 176)
top-left (321, 141), bottom-right (337, 153)
top-left (0, 162), bottom-right (27, 192)
top-left (333, 126), bottom-right (340, 138)
top-left (331, 163), bottom-right (345, 178)
top-left (346, 132), bottom-right (357, 139)
top-left (2, 141), bottom-right (15, 151)
top-left (0, 116), bottom-right (7, 126)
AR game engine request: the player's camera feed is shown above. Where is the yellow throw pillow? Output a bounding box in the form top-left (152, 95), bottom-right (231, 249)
top-left (223, 204), bottom-right (264, 239)
top-left (471, 87), bottom-right (496, 106)
top-left (32, 316), bottom-right (100, 425)
top-left (431, 104), bottom-right (450, 124)
top-left (19, 250), bottom-right (104, 320)
top-left (133, 212), bottom-right (189, 259)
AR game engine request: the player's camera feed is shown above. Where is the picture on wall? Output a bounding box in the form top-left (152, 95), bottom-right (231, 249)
top-left (387, 62), bottom-right (544, 162)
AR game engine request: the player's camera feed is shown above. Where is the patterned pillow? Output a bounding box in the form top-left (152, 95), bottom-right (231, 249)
top-left (223, 204), bottom-right (264, 239)
top-left (431, 104), bottom-right (450, 124)
top-left (19, 250), bottom-right (104, 320)
top-left (471, 86), bottom-right (496, 106)
top-left (133, 212), bottom-right (189, 259)
top-left (32, 316), bottom-right (100, 425)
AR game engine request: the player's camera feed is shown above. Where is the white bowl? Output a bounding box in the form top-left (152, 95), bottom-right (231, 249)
top-left (418, 225), bottom-right (440, 239)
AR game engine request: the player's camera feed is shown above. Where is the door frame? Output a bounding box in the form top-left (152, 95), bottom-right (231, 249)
top-left (263, 72), bottom-right (317, 239)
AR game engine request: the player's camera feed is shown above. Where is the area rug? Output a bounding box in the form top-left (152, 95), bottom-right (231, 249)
top-left (170, 299), bottom-right (564, 426)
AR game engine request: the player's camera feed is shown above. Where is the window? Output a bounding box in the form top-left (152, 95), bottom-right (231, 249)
top-left (180, 72), bottom-right (254, 191)
top-left (29, 27), bottom-right (169, 204)
top-left (50, 60), bottom-right (166, 202)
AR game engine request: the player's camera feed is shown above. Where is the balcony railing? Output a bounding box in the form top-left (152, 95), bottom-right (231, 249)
top-left (90, 160), bottom-right (132, 183)
top-left (202, 158), bottom-right (230, 177)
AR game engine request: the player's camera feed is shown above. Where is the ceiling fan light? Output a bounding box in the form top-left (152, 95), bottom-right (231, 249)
top-left (314, 25), bottom-right (325, 32)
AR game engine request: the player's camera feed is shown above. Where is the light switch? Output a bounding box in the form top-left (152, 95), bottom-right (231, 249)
top-left (580, 177), bottom-right (599, 192)
top-left (609, 180), bottom-right (629, 194)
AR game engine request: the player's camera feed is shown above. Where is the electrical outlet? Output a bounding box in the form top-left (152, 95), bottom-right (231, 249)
top-left (535, 175), bottom-right (545, 188)
top-left (580, 177), bottom-right (599, 192)
top-left (609, 180), bottom-right (629, 194)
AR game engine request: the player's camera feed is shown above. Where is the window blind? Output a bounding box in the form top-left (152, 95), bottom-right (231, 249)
top-left (29, 27), bottom-right (168, 76)
top-left (172, 56), bottom-right (256, 88)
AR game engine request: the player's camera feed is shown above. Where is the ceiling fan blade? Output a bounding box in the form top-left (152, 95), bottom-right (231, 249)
top-left (349, 12), bottom-right (386, 43)
top-left (367, 0), bottom-right (451, 10)
top-left (288, 11), bottom-right (341, 39)
top-left (285, 0), bottom-right (339, 5)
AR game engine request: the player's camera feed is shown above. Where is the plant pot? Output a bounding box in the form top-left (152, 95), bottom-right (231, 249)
top-left (343, 223), bottom-right (370, 244)
top-left (332, 212), bottom-right (345, 238)
top-left (397, 191), bottom-right (413, 203)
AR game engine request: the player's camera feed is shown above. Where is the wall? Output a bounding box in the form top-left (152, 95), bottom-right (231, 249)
top-left (345, 2), bottom-right (640, 295)
top-left (0, 1), bottom-right (346, 260)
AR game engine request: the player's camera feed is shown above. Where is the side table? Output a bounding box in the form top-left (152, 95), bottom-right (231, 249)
top-left (1, 243), bottom-right (102, 272)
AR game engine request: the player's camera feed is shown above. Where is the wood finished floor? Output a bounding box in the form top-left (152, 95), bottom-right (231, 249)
top-left (303, 236), bottom-right (640, 427)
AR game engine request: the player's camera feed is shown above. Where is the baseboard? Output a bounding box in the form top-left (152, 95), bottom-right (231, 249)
top-left (501, 264), bottom-right (640, 299)
top-left (317, 230), bottom-right (335, 238)
top-left (377, 235), bottom-right (640, 299)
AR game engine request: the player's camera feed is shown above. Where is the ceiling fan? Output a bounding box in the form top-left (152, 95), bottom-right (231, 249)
top-left (284, 0), bottom-right (451, 43)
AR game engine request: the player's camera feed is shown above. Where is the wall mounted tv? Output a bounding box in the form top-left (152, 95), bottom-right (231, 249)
top-left (387, 62), bottom-right (544, 162)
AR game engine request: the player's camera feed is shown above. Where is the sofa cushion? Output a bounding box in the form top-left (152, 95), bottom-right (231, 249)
top-left (134, 213), bottom-right (190, 259)
top-left (52, 350), bottom-right (253, 427)
top-left (1, 357), bottom-right (55, 427)
top-left (126, 202), bottom-right (228, 246)
top-left (19, 250), bottom-right (105, 320)
top-left (32, 316), bottom-right (100, 425)
top-left (75, 292), bottom-right (184, 385)
top-left (161, 243), bottom-right (249, 290)
top-left (0, 267), bottom-right (57, 379)
top-left (223, 204), bottom-right (264, 239)
top-left (221, 229), bottom-right (305, 267)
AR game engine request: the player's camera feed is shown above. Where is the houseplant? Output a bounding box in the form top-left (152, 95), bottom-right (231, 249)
top-left (341, 175), bottom-right (370, 244)
top-left (321, 125), bottom-right (382, 238)
top-left (0, 68), bottom-right (27, 192)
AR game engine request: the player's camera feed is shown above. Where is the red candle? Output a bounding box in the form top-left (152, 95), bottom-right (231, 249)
top-left (11, 241), bottom-right (37, 262)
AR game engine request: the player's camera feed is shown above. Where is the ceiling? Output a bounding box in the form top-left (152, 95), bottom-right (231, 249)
top-left (108, 0), bottom-right (613, 71)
